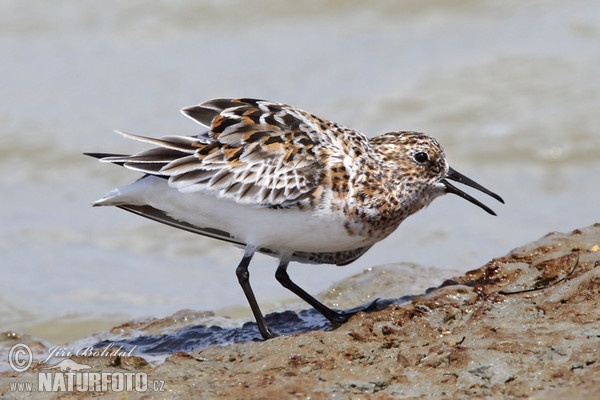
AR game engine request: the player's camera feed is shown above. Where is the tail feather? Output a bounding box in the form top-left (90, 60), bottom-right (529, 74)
top-left (84, 152), bottom-right (129, 167)
top-left (113, 130), bottom-right (199, 153)
top-left (84, 152), bottom-right (129, 159)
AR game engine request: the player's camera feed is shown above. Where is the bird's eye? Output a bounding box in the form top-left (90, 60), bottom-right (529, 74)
top-left (413, 152), bottom-right (429, 164)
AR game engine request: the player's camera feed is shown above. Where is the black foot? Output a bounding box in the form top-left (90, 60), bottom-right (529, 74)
top-left (258, 327), bottom-right (278, 340)
top-left (326, 298), bottom-right (381, 325)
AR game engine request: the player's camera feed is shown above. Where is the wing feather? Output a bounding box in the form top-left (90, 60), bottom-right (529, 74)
top-left (96, 98), bottom-right (370, 207)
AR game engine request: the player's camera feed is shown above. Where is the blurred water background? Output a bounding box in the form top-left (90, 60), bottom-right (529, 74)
top-left (1, 0), bottom-right (599, 344)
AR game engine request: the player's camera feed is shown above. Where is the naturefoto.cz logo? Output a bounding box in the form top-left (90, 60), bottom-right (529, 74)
top-left (7, 343), bottom-right (165, 393)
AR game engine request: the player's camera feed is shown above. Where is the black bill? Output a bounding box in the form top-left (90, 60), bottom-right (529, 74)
top-left (442, 167), bottom-right (504, 216)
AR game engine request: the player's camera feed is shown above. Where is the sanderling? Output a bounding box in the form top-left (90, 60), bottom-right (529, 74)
top-left (87, 98), bottom-right (503, 339)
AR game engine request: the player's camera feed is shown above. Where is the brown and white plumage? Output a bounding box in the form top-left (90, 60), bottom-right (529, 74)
top-left (101, 98), bottom-right (367, 207)
top-left (88, 98), bottom-right (503, 339)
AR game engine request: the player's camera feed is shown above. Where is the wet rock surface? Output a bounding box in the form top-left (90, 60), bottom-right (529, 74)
top-left (2, 224), bottom-right (599, 399)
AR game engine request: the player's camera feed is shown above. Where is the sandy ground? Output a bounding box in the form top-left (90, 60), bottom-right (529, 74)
top-left (2, 223), bottom-right (599, 399)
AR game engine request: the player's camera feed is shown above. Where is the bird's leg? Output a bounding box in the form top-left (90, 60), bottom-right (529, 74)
top-left (236, 246), bottom-right (276, 340)
top-left (275, 260), bottom-right (367, 325)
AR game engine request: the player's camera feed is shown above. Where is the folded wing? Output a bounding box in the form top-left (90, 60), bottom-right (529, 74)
top-left (97, 98), bottom-right (340, 208)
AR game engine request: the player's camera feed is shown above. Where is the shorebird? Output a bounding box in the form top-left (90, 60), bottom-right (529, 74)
top-left (87, 98), bottom-right (503, 339)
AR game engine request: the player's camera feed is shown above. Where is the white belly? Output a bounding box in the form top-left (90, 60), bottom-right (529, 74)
top-left (97, 176), bottom-right (373, 253)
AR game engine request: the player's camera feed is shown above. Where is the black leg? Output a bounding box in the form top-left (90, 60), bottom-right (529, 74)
top-left (275, 260), bottom-right (362, 325)
top-left (235, 246), bottom-right (276, 340)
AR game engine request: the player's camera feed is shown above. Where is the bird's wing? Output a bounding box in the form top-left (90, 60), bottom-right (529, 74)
top-left (96, 98), bottom-right (367, 208)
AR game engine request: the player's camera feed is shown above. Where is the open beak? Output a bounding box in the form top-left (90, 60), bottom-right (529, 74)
top-left (442, 167), bottom-right (504, 216)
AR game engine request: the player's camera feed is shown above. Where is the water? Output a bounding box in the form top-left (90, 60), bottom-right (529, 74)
top-left (1, 0), bottom-right (599, 345)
